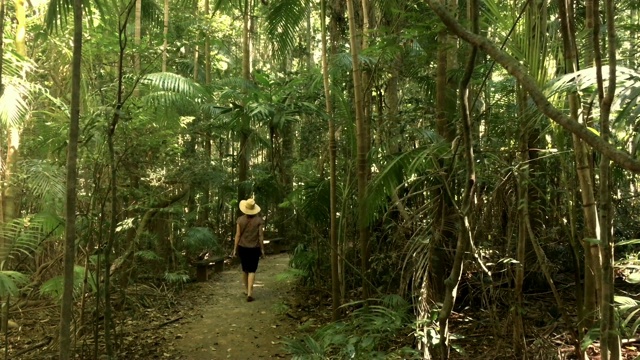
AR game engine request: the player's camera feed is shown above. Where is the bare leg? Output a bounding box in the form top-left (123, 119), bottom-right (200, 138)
top-left (242, 272), bottom-right (248, 294)
top-left (247, 272), bottom-right (256, 298)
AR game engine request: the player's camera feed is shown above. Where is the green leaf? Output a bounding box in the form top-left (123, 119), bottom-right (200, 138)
top-left (616, 239), bottom-right (640, 246)
top-left (614, 296), bottom-right (638, 306)
top-left (583, 238), bottom-right (602, 245)
top-left (627, 272), bottom-right (640, 284)
top-left (587, 127), bottom-right (601, 136)
top-left (581, 327), bottom-right (599, 351)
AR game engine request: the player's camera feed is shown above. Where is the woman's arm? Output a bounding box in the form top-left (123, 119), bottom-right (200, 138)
top-left (232, 223), bottom-right (241, 256)
top-left (259, 225), bottom-right (265, 257)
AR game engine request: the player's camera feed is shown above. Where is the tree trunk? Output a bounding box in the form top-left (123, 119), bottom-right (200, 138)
top-left (557, 0), bottom-right (598, 351)
top-left (513, 83), bottom-right (528, 358)
top-left (321, 0), bottom-right (340, 321)
top-left (58, 0), bottom-right (83, 356)
top-left (238, 0), bottom-right (252, 207)
top-left (346, 0), bottom-right (370, 299)
top-left (104, 5), bottom-right (135, 356)
top-left (594, 0), bottom-right (621, 356)
top-left (3, 0), bottom-right (27, 224)
top-left (162, 0), bottom-right (169, 72)
top-left (437, 0), bottom-right (478, 357)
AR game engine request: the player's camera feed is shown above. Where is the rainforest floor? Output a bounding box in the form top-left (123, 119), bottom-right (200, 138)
top-left (6, 252), bottom-right (318, 360)
top-left (8, 252), bottom-right (640, 359)
top-left (165, 252), bottom-right (300, 359)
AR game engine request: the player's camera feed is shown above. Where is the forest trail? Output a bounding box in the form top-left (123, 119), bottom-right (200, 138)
top-left (171, 253), bottom-right (296, 360)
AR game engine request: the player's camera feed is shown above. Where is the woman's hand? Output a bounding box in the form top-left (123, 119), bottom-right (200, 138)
top-left (231, 248), bottom-right (237, 258)
top-left (260, 249), bottom-right (265, 259)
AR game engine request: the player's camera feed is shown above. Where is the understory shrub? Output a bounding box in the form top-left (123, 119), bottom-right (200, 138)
top-left (285, 294), bottom-right (419, 360)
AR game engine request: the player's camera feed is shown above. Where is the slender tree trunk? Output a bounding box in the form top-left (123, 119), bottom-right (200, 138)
top-left (431, 0), bottom-right (458, 305)
top-left (135, 0), bottom-right (141, 74)
top-left (594, 0), bottom-right (620, 356)
top-left (346, 0), bottom-right (370, 299)
top-left (0, 0), bottom-right (6, 261)
top-left (238, 0), bottom-right (252, 207)
top-left (557, 0), bottom-right (597, 352)
top-left (321, 0), bottom-right (340, 321)
top-left (104, 5), bottom-right (134, 356)
top-left (162, 0), bottom-right (169, 72)
top-left (306, 1), bottom-right (313, 71)
top-left (3, 0), bottom-right (27, 224)
top-left (513, 84), bottom-right (528, 358)
top-left (204, 0), bottom-right (210, 84)
top-left (58, 0), bottom-right (83, 357)
top-left (437, 0), bottom-right (478, 358)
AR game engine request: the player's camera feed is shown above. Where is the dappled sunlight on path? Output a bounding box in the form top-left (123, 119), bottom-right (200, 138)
top-left (172, 253), bottom-right (295, 359)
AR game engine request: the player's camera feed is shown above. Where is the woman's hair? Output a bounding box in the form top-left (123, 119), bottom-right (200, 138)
top-left (247, 214), bottom-right (255, 218)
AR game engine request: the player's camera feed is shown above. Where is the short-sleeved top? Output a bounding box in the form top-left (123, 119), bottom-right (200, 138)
top-left (237, 215), bottom-right (264, 248)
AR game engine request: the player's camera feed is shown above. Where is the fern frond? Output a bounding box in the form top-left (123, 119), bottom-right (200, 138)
top-left (135, 250), bottom-right (163, 261)
top-left (164, 270), bottom-right (190, 283)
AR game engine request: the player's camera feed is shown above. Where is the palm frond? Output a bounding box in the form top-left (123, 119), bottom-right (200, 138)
top-left (39, 265), bottom-right (95, 301)
top-left (1, 213), bottom-right (64, 263)
top-left (141, 72), bottom-right (210, 99)
top-left (45, 0), bottom-right (106, 33)
top-left (135, 250), bottom-right (163, 261)
top-left (265, 0), bottom-right (309, 63)
top-left (22, 160), bottom-right (66, 211)
top-left (0, 81), bottom-right (32, 128)
top-left (0, 271), bottom-right (28, 297)
top-left (141, 0), bottom-right (164, 30)
top-left (181, 227), bottom-right (220, 253)
top-left (366, 132), bottom-right (450, 225)
top-left (211, 0), bottom-right (238, 14)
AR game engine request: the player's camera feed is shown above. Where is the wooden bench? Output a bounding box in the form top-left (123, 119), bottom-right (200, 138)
top-left (194, 256), bottom-right (225, 282)
top-left (264, 238), bottom-right (287, 255)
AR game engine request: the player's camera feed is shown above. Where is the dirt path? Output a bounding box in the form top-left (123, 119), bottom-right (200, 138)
top-left (171, 253), bottom-right (296, 360)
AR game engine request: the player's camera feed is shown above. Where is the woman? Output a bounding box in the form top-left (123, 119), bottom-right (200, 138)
top-left (232, 198), bottom-right (265, 302)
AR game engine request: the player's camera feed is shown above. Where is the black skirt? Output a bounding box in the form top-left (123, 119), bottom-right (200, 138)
top-left (238, 246), bottom-right (261, 273)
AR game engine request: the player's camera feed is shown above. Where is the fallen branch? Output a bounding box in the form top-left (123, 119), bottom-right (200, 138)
top-left (152, 317), bottom-right (183, 330)
top-left (11, 336), bottom-right (52, 358)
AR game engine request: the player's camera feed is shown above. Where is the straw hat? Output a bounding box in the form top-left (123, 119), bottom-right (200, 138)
top-left (239, 198), bottom-right (261, 215)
